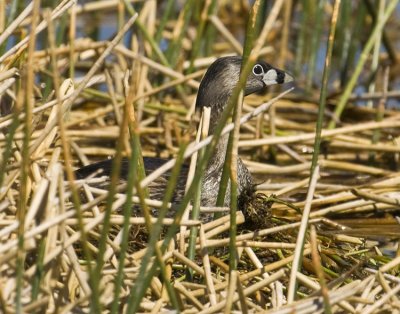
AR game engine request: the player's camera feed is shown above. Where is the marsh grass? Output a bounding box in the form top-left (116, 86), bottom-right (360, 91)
top-left (0, 0), bottom-right (400, 313)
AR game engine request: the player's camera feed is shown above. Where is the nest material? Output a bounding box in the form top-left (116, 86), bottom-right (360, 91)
top-left (240, 191), bottom-right (274, 229)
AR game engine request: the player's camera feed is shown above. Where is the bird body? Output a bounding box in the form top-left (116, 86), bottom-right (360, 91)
top-left (75, 56), bottom-right (293, 208)
top-left (195, 56), bottom-right (292, 206)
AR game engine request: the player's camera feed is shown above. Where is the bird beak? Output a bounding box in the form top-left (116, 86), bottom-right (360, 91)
top-left (262, 68), bottom-right (294, 86)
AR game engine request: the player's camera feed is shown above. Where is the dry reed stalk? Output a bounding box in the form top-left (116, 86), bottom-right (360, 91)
top-left (287, 166), bottom-right (320, 303)
top-left (310, 198), bottom-right (389, 218)
top-left (208, 15), bottom-right (243, 54)
top-left (245, 246), bottom-right (283, 308)
top-left (138, 89), bottom-right (293, 193)
top-left (14, 2), bottom-right (41, 310)
top-left (364, 283), bottom-right (400, 314)
top-left (0, 195), bottom-right (126, 265)
top-left (180, 107), bottom-right (210, 254)
top-left (235, 274), bottom-right (249, 313)
top-left (1, 0), bottom-right (399, 312)
top-left (36, 39), bottom-right (107, 58)
top-left (20, 297), bottom-right (51, 313)
top-left (0, 3), bottom-right (33, 46)
top-left (352, 188), bottom-right (400, 207)
top-left (274, 177), bottom-right (309, 196)
top-left (199, 269), bottom-right (286, 314)
top-left (0, 0), bottom-right (75, 64)
top-left (52, 73), bottom-right (203, 131)
top-left (187, 248), bottom-right (313, 300)
top-left (272, 185), bottom-right (400, 212)
top-left (131, 211), bottom-right (245, 261)
top-left (203, 240), bottom-right (300, 249)
top-left (65, 216), bottom-right (202, 226)
top-left (310, 225), bottom-right (332, 313)
top-left (0, 68), bottom-right (18, 82)
top-left (30, 14), bottom-right (139, 156)
top-left (239, 118), bottom-right (400, 147)
top-left (274, 280), bottom-right (365, 314)
top-left (330, 140), bottom-right (400, 152)
top-left (350, 90), bottom-right (400, 101)
top-left (224, 270), bottom-right (237, 314)
top-left (74, 184), bottom-right (231, 216)
top-left (172, 250), bottom-right (221, 285)
top-left (175, 282), bottom-right (206, 310)
top-left (115, 46), bottom-right (200, 89)
top-left (199, 225), bottom-right (218, 305)
top-left (0, 92), bottom-right (73, 129)
top-left (0, 0), bottom-right (4, 33)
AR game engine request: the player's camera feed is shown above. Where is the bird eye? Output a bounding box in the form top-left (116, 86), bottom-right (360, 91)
top-left (252, 64), bottom-right (264, 76)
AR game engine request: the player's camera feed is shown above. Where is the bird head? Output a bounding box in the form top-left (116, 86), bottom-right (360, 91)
top-left (195, 56), bottom-right (293, 112)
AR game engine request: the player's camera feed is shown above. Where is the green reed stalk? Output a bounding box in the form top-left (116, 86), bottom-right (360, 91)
top-left (123, 0), bottom-right (168, 66)
top-left (188, 0), bottom-right (212, 73)
top-left (216, 0), bottom-right (263, 210)
top-left (367, 0), bottom-right (384, 109)
top-left (371, 66), bottom-right (389, 162)
top-left (228, 0), bottom-right (263, 277)
top-left (0, 0), bottom-right (20, 55)
top-left (126, 142), bottom-right (188, 313)
top-left (30, 231), bottom-right (46, 301)
top-left (154, 0), bottom-right (175, 43)
top-left (123, 0), bottom-right (188, 100)
top-left (29, 13), bottom-right (62, 296)
top-left (294, 0), bottom-right (310, 77)
top-left (109, 49), bottom-right (172, 309)
top-left (328, 0), bottom-right (398, 129)
top-left (305, 0), bottom-right (323, 92)
top-left (204, 0), bottom-right (217, 56)
top-left (369, 0), bottom-right (386, 162)
top-left (69, 5), bottom-right (76, 79)
top-left (45, 8), bottom-right (99, 311)
top-left (0, 108), bottom-right (20, 190)
top-left (126, 2), bottom-right (291, 310)
top-left (364, 0), bottom-right (397, 63)
top-left (91, 66), bottom-right (140, 313)
top-left (310, 0), bottom-right (341, 186)
top-left (127, 51), bottom-right (259, 314)
top-left (130, 63), bottom-right (182, 307)
top-left (110, 132), bottom-right (140, 314)
top-left (117, 0), bottom-right (125, 31)
top-left (185, 173), bottom-right (202, 281)
top-left (336, 0), bottom-right (351, 78)
top-left (340, 2), bottom-right (366, 87)
top-left (136, 164), bottom-right (181, 310)
top-left (90, 126), bottom-right (124, 312)
top-left (15, 1), bottom-right (40, 312)
top-left (110, 119), bottom-right (180, 311)
top-left (290, 0), bottom-right (341, 303)
top-left (186, 121), bottom-right (206, 281)
top-left (43, 13), bottom-right (67, 99)
top-left (165, 0), bottom-right (196, 67)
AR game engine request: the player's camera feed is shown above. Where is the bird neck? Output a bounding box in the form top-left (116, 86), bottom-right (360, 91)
top-left (206, 124), bottom-right (230, 176)
top-left (204, 99), bottom-right (232, 168)
top-left (205, 97), bottom-right (231, 132)
top-left (203, 132), bottom-right (229, 180)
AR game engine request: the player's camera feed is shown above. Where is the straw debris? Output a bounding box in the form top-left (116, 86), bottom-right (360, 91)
top-left (0, 1), bottom-right (399, 313)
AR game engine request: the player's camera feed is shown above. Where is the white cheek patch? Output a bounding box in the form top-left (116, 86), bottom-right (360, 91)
top-left (262, 69), bottom-right (278, 85)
